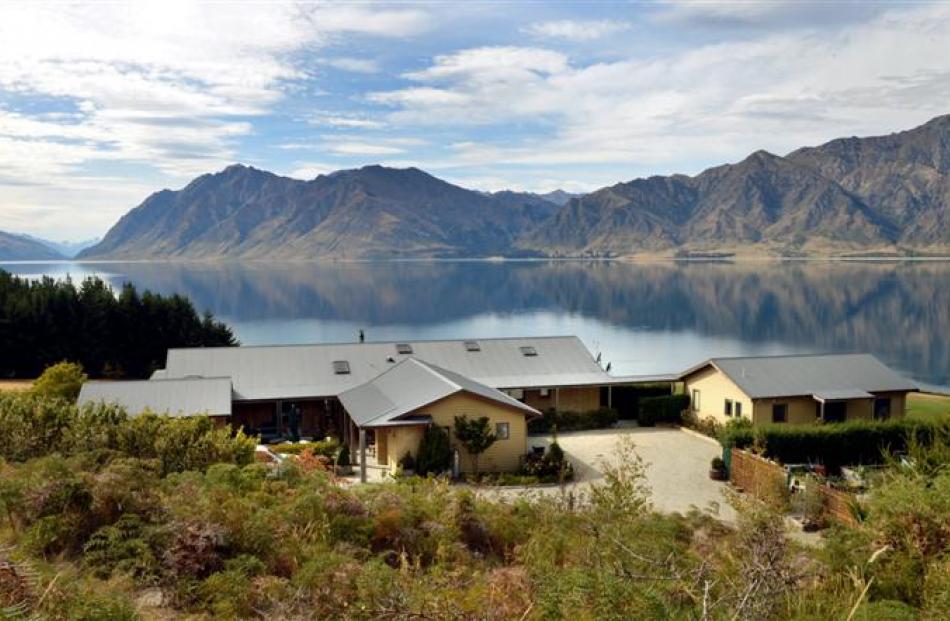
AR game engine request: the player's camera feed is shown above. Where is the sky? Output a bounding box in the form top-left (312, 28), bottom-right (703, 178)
top-left (1, 0), bottom-right (949, 240)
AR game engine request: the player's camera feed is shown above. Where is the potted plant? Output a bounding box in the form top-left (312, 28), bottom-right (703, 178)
top-left (398, 452), bottom-right (416, 477)
top-left (709, 456), bottom-right (727, 480)
top-left (335, 444), bottom-right (353, 475)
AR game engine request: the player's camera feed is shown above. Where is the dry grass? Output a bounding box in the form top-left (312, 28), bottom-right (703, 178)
top-left (0, 380), bottom-right (32, 393)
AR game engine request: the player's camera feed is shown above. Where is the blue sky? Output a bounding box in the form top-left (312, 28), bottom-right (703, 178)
top-left (1, 0), bottom-right (949, 240)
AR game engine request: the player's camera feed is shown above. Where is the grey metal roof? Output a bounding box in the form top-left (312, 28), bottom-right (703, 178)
top-left (813, 389), bottom-right (874, 402)
top-left (163, 336), bottom-right (616, 401)
top-left (680, 353), bottom-right (918, 399)
top-left (77, 377), bottom-right (233, 417)
top-left (339, 358), bottom-right (540, 428)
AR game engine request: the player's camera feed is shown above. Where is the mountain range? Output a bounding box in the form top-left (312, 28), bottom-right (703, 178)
top-left (0, 231), bottom-right (65, 260)
top-left (74, 114), bottom-right (950, 259)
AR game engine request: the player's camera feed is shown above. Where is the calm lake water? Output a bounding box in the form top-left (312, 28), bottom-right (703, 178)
top-left (3, 259), bottom-right (949, 391)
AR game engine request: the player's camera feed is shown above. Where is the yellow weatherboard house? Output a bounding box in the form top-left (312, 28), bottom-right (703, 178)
top-left (339, 358), bottom-right (539, 474)
top-left (680, 353), bottom-right (918, 426)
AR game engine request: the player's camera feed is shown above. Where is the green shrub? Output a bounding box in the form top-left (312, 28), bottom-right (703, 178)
top-left (32, 361), bottom-right (87, 401)
top-left (720, 418), bottom-right (949, 471)
top-left (637, 394), bottom-right (690, 426)
top-left (269, 438), bottom-right (339, 458)
top-left (528, 407), bottom-right (617, 433)
top-left (416, 425), bottom-right (452, 476)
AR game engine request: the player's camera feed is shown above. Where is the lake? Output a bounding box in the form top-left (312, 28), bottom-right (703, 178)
top-left (2, 259), bottom-right (949, 391)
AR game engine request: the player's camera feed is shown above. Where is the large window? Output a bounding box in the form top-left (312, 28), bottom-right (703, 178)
top-left (724, 399), bottom-right (733, 417)
top-left (874, 397), bottom-right (892, 421)
top-left (692, 389), bottom-right (701, 412)
top-left (772, 403), bottom-right (788, 423)
top-left (735, 402), bottom-right (743, 418)
top-left (495, 422), bottom-right (510, 440)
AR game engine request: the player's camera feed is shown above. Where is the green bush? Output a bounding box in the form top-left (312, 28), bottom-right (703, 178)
top-left (0, 392), bottom-right (255, 472)
top-left (637, 394), bottom-right (690, 426)
top-left (416, 425), bottom-right (452, 476)
top-left (32, 361), bottom-right (88, 401)
top-left (269, 438), bottom-right (340, 458)
top-left (528, 407), bottom-right (618, 433)
top-left (720, 418), bottom-right (949, 471)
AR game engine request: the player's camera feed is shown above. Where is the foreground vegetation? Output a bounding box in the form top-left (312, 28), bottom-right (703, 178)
top-left (1, 393), bottom-right (950, 619)
top-left (0, 269), bottom-right (236, 379)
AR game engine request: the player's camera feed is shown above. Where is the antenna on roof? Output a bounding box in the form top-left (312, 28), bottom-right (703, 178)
top-left (358, 329), bottom-right (365, 344)
top-left (605, 362), bottom-right (612, 373)
top-left (596, 352), bottom-right (602, 364)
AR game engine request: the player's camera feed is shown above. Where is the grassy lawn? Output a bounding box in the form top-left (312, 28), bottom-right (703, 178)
top-left (0, 380), bottom-right (33, 393)
top-left (907, 391), bottom-right (950, 422)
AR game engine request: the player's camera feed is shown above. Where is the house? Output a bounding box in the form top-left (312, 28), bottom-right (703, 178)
top-left (78, 336), bottom-right (668, 477)
top-left (679, 353), bottom-right (918, 426)
top-left (338, 358), bottom-right (540, 473)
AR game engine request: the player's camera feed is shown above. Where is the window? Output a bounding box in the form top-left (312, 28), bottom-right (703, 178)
top-left (824, 401), bottom-right (846, 423)
top-left (395, 343), bottom-right (413, 354)
top-left (508, 388), bottom-right (524, 400)
top-left (463, 340), bottom-right (481, 352)
top-left (772, 403), bottom-right (787, 423)
top-left (692, 389), bottom-right (701, 411)
top-left (332, 360), bottom-right (350, 375)
top-left (519, 346), bottom-right (538, 357)
top-left (724, 399), bottom-right (733, 417)
top-left (874, 397), bottom-right (891, 421)
top-left (539, 388), bottom-right (550, 397)
top-left (495, 422), bottom-right (510, 440)
top-left (735, 402), bottom-right (743, 418)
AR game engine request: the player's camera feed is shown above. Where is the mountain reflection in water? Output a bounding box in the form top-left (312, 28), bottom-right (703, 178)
top-left (4, 260), bottom-right (948, 391)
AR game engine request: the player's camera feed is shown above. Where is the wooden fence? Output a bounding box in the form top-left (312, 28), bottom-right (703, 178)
top-left (730, 448), bottom-right (862, 526)
top-left (819, 484), bottom-right (861, 527)
top-left (729, 449), bottom-right (787, 507)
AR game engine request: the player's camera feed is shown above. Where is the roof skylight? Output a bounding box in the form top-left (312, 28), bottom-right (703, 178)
top-left (332, 360), bottom-right (351, 374)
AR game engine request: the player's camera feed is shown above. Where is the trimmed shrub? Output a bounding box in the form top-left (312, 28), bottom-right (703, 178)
top-left (528, 407), bottom-right (618, 433)
top-left (268, 439), bottom-right (340, 458)
top-left (416, 426), bottom-right (452, 476)
top-left (720, 418), bottom-right (950, 471)
top-left (637, 394), bottom-right (690, 426)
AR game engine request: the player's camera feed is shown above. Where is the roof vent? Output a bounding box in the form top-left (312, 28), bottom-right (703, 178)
top-left (332, 360), bottom-right (351, 375)
top-left (519, 346), bottom-right (538, 357)
top-left (396, 343), bottom-right (413, 354)
top-left (386, 356), bottom-right (395, 363)
top-left (464, 340), bottom-right (481, 352)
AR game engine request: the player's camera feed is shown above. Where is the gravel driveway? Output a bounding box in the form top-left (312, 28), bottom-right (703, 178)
top-left (495, 424), bottom-right (737, 523)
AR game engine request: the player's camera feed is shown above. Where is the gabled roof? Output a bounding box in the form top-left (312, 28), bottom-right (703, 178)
top-left (339, 358), bottom-right (540, 428)
top-left (680, 353), bottom-right (918, 399)
top-left (161, 336), bottom-right (613, 400)
top-left (78, 377), bottom-right (233, 417)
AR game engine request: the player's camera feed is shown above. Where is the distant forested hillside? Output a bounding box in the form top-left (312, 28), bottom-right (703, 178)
top-left (0, 269), bottom-right (236, 378)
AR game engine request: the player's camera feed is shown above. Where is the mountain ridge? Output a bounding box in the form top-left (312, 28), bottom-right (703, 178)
top-left (0, 231), bottom-right (66, 260)
top-left (80, 114), bottom-right (950, 259)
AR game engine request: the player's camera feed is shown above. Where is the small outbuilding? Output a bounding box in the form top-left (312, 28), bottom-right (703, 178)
top-left (679, 353), bottom-right (918, 426)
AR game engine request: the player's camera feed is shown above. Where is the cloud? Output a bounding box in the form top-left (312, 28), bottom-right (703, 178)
top-left (0, 1), bottom-right (433, 236)
top-left (326, 142), bottom-right (406, 156)
top-left (309, 113), bottom-right (387, 130)
top-left (321, 57), bottom-right (380, 74)
top-left (522, 19), bottom-right (630, 41)
top-left (369, 4), bottom-right (950, 174)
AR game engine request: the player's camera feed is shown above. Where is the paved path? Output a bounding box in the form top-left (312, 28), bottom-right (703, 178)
top-left (495, 425), bottom-right (737, 523)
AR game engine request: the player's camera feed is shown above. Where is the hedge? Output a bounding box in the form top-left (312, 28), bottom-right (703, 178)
top-left (638, 394), bottom-right (691, 426)
top-left (719, 418), bottom-right (950, 471)
top-left (528, 407), bottom-right (618, 434)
